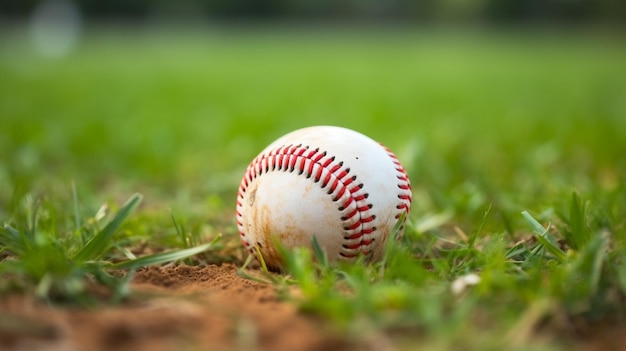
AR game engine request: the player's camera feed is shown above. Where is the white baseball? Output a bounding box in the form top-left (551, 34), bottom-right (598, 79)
top-left (236, 125), bottom-right (412, 271)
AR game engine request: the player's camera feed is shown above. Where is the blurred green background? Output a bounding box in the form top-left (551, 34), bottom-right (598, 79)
top-left (1, 0), bottom-right (625, 236)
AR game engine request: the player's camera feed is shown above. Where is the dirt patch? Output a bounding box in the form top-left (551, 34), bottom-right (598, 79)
top-left (0, 264), bottom-right (362, 351)
top-left (2, 264), bottom-right (624, 351)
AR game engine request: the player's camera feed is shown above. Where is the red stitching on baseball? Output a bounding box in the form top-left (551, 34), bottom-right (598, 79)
top-left (237, 142), bottom-right (412, 260)
top-left (380, 144), bottom-right (412, 222)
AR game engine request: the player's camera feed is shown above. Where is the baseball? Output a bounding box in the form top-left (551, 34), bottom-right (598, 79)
top-left (235, 125), bottom-right (412, 271)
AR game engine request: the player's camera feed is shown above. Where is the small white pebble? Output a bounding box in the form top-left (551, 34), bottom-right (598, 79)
top-left (451, 273), bottom-right (481, 295)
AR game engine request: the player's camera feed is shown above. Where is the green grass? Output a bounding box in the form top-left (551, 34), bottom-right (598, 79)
top-left (1, 24), bottom-right (626, 349)
top-left (0, 191), bottom-right (223, 304)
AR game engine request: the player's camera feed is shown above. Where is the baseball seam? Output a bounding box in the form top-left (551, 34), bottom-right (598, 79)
top-left (383, 145), bottom-right (412, 220)
top-left (236, 143), bottom-right (411, 260)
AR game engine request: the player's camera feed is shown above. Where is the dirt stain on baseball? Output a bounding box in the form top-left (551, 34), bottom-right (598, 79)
top-left (248, 184), bottom-right (257, 207)
top-left (256, 205), bottom-right (284, 271)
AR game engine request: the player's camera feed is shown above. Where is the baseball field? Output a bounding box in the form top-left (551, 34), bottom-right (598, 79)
top-left (1, 24), bottom-right (626, 350)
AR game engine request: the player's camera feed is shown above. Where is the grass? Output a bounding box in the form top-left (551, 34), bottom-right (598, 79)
top-left (1, 23), bottom-right (626, 349)
top-left (0, 191), bottom-right (223, 304)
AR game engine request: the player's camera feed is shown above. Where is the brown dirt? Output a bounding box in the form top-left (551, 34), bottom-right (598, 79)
top-left (2, 264), bottom-right (626, 351)
top-left (0, 264), bottom-right (364, 351)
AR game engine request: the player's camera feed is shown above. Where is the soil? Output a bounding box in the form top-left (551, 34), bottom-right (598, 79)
top-left (0, 263), bottom-right (624, 351)
top-left (0, 264), bottom-right (366, 351)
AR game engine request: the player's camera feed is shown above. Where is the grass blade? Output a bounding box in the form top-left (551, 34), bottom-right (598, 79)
top-left (522, 211), bottom-right (549, 237)
top-left (469, 203), bottom-right (491, 247)
top-left (588, 233), bottom-right (608, 294)
top-left (170, 209), bottom-right (188, 248)
top-left (568, 192), bottom-right (590, 250)
top-left (379, 211), bottom-right (407, 274)
top-left (312, 236), bottom-right (329, 269)
top-left (0, 224), bottom-right (28, 255)
top-left (533, 234), bottom-right (567, 262)
top-left (73, 193), bottom-right (142, 263)
top-left (237, 254), bottom-right (271, 284)
top-left (71, 181), bottom-right (81, 230)
top-left (237, 254), bottom-right (284, 285)
top-left (522, 211), bottom-right (566, 262)
top-left (109, 234), bottom-right (222, 270)
top-left (567, 231), bottom-right (609, 296)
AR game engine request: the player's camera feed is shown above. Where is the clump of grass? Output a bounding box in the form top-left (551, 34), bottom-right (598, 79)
top-left (281, 218), bottom-right (446, 325)
top-left (270, 191), bottom-right (625, 350)
top-left (0, 192), bottom-right (222, 305)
